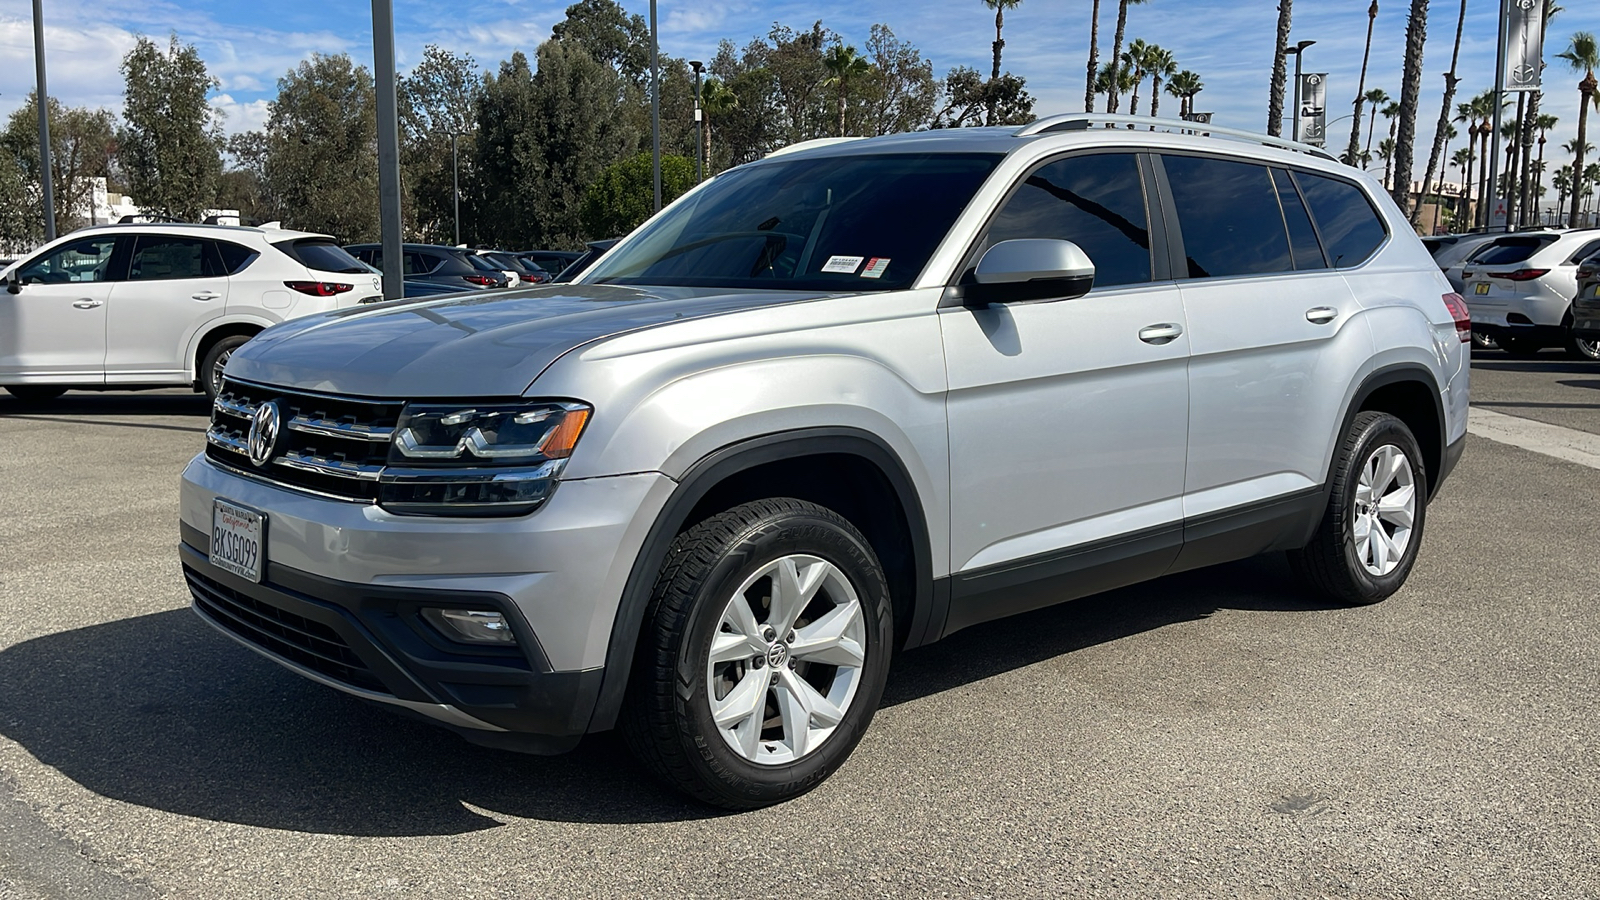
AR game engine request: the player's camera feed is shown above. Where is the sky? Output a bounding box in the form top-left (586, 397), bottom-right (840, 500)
top-left (2, 0), bottom-right (1599, 198)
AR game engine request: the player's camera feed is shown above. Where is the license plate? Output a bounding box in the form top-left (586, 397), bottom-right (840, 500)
top-left (1474, 282), bottom-right (1490, 295)
top-left (211, 499), bottom-right (265, 583)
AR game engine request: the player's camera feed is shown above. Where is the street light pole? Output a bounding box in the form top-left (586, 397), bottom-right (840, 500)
top-left (649, 0), bottom-right (661, 213)
top-left (31, 0), bottom-right (55, 242)
top-left (451, 131), bottom-right (460, 246)
top-left (1285, 39), bottom-right (1316, 143)
top-left (690, 60), bottom-right (704, 184)
top-left (371, 0), bottom-right (404, 300)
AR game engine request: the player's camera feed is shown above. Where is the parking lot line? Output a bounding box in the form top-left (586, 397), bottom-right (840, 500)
top-left (1467, 407), bottom-right (1600, 470)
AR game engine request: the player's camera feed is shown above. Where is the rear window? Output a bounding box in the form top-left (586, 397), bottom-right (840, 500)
top-left (275, 239), bottom-right (369, 274)
top-left (214, 240), bottom-right (259, 275)
top-left (1292, 172), bottom-right (1388, 269)
top-left (1471, 236), bottom-right (1557, 267)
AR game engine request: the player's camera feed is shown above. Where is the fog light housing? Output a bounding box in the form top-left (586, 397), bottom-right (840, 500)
top-left (422, 608), bottom-right (517, 644)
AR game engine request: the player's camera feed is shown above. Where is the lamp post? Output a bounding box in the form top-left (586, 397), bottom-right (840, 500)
top-left (450, 131), bottom-right (461, 246)
top-left (690, 60), bottom-right (704, 183)
top-left (371, 0), bottom-right (404, 300)
top-left (32, 0), bottom-right (55, 241)
top-left (649, 0), bottom-right (660, 212)
top-left (1284, 39), bottom-right (1316, 144)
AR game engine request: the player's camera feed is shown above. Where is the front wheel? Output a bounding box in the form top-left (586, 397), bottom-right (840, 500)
top-left (1290, 411), bottom-right (1428, 605)
top-left (1566, 334), bottom-right (1600, 361)
top-left (200, 335), bottom-right (252, 402)
top-left (1471, 330), bottom-right (1499, 350)
top-left (622, 498), bottom-right (893, 808)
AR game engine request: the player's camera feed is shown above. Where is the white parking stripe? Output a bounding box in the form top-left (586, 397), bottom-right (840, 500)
top-left (1467, 407), bottom-right (1600, 471)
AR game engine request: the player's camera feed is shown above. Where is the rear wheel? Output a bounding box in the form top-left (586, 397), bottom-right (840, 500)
top-left (1290, 411), bottom-right (1428, 605)
top-left (1470, 331), bottom-right (1499, 350)
top-left (201, 335), bottom-right (252, 402)
top-left (622, 498), bottom-right (893, 808)
top-left (4, 386), bottom-right (67, 403)
top-left (1566, 334), bottom-right (1600, 361)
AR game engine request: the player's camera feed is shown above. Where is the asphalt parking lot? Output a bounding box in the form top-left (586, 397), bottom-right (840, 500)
top-left (1, 352), bottom-right (1597, 899)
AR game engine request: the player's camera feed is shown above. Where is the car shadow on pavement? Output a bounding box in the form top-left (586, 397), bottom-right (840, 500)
top-left (0, 391), bottom-right (210, 420)
top-left (1469, 359), bottom-right (1600, 375)
top-left (0, 556), bottom-right (1332, 835)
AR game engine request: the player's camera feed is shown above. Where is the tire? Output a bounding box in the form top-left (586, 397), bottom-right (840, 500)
top-left (1566, 334), bottom-right (1600, 361)
top-left (1289, 411), bottom-right (1428, 606)
top-left (4, 386), bottom-right (67, 403)
top-left (1498, 335), bottom-right (1543, 358)
top-left (1470, 331), bottom-right (1499, 350)
top-left (621, 498), bottom-right (894, 809)
top-left (200, 335), bottom-right (252, 402)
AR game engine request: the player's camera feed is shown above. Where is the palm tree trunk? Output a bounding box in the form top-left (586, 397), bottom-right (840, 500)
top-left (703, 118), bottom-right (713, 176)
top-left (1348, 0), bottom-right (1379, 164)
top-left (1535, 135), bottom-right (1547, 222)
top-left (1460, 140), bottom-right (1475, 223)
top-left (1130, 76), bottom-right (1142, 116)
top-left (1504, 93), bottom-right (1525, 226)
top-left (1568, 71), bottom-right (1593, 229)
top-left (986, 6), bottom-right (1005, 126)
top-left (1106, 0), bottom-right (1130, 114)
top-left (1085, 0), bottom-right (1102, 112)
top-left (1412, 0), bottom-right (1464, 225)
top-left (1151, 75), bottom-right (1163, 117)
top-left (1366, 110), bottom-right (1380, 157)
top-left (1391, 0), bottom-right (1428, 214)
top-left (837, 82), bottom-right (847, 137)
top-left (1518, 94), bottom-right (1539, 226)
top-left (1384, 118), bottom-right (1397, 188)
top-left (1267, 0), bottom-right (1293, 136)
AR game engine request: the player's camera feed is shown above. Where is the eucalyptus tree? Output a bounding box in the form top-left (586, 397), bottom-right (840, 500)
top-left (118, 34), bottom-right (225, 221)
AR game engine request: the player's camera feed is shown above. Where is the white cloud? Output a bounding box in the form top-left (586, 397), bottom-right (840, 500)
top-left (210, 93), bottom-right (271, 133)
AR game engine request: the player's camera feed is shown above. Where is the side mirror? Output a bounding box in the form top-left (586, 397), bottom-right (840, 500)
top-left (4, 268), bottom-right (19, 295)
top-left (965, 239), bottom-right (1095, 306)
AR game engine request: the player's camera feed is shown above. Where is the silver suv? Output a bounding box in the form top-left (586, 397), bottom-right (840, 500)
top-left (178, 115), bottom-right (1470, 807)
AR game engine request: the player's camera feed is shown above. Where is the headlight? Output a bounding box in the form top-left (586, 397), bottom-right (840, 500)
top-left (379, 401), bottom-right (591, 516)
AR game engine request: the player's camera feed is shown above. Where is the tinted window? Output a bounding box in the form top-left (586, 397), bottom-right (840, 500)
top-left (18, 236), bottom-right (119, 284)
top-left (276, 239), bottom-right (368, 274)
top-left (1273, 169), bottom-right (1327, 270)
top-left (1163, 155), bottom-right (1291, 278)
top-left (981, 153), bottom-right (1152, 287)
top-left (1471, 236), bottom-right (1556, 266)
top-left (214, 240), bottom-right (258, 274)
top-left (128, 236), bottom-right (216, 281)
top-left (1293, 172), bottom-right (1388, 268)
top-left (1565, 239), bottom-right (1600, 265)
top-left (586, 153), bottom-right (1002, 290)
top-left (402, 251), bottom-right (437, 275)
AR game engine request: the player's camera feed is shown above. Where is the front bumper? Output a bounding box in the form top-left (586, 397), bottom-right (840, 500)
top-left (1572, 294), bottom-right (1600, 340)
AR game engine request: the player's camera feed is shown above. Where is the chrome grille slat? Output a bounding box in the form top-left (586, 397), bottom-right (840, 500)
top-left (275, 451), bottom-right (384, 481)
top-left (206, 427), bottom-right (248, 455)
top-left (213, 395), bottom-right (257, 420)
top-left (286, 415), bottom-right (394, 442)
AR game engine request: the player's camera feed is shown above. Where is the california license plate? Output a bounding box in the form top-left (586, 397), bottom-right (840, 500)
top-left (211, 499), bottom-right (265, 583)
top-left (1474, 282), bottom-right (1491, 295)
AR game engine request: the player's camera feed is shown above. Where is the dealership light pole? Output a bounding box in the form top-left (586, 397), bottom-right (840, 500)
top-left (372, 0), bottom-right (404, 300)
top-left (650, 0), bottom-right (661, 212)
top-left (450, 131), bottom-right (461, 245)
top-left (1285, 39), bottom-right (1315, 143)
top-left (32, 0), bottom-right (56, 241)
top-left (690, 60), bottom-right (704, 183)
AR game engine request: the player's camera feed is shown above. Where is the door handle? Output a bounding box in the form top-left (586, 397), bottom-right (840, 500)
top-left (192, 292), bottom-right (222, 301)
top-left (71, 298), bottom-right (102, 309)
top-left (1138, 323), bottom-right (1184, 345)
top-left (1305, 306), bottom-right (1338, 324)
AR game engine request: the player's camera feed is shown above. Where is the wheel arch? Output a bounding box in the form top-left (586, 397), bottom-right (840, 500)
top-left (586, 427), bottom-right (936, 733)
top-left (1336, 363), bottom-right (1446, 499)
top-left (189, 321), bottom-right (266, 383)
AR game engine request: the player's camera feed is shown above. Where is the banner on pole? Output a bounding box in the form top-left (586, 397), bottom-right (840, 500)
top-left (1502, 0), bottom-right (1544, 92)
top-left (1296, 73), bottom-right (1327, 146)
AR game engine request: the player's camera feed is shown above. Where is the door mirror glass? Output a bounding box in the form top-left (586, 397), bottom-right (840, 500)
top-left (967, 239), bottom-right (1095, 305)
top-left (4, 268), bottom-right (19, 294)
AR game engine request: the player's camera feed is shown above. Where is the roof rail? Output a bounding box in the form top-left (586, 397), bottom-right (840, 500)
top-left (1016, 114), bottom-right (1338, 162)
top-left (117, 213), bottom-right (188, 224)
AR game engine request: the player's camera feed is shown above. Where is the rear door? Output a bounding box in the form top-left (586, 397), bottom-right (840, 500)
top-left (0, 234), bottom-right (122, 382)
top-left (105, 234), bottom-right (229, 382)
top-left (1160, 156), bottom-right (1378, 564)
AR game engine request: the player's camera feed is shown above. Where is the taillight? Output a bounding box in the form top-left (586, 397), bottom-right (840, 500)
top-left (463, 274), bottom-right (497, 286)
top-left (1441, 292), bottom-right (1471, 343)
top-left (284, 281), bottom-right (353, 297)
top-left (1487, 268), bottom-right (1550, 281)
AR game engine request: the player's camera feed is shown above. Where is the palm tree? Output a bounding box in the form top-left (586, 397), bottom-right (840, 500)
top-left (1378, 137), bottom-right (1396, 188)
top-left (1347, 0), bottom-right (1380, 165)
top-left (1556, 32), bottom-right (1599, 227)
top-left (1267, 0), bottom-right (1294, 136)
top-left (823, 45), bottom-right (871, 137)
top-left (1096, 60), bottom-right (1138, 112)
top-left (1391, 0), bottom-right (1430, 212)
top-left (1144, 46), bottom-right (1177, 117)
top-left (1535, 112), bottom-right (1559, 215)
top-left (1123, 38), bottom-right (1152, 115)
top-left (1381, 100), bottom-right (1401, 185)
top-left (1104, 0), bottom-right (1149, 114)
top-left (982, 0), bottom-right (1024, 125)
top-left (1085, 0), bottom-right (1103, 112)
top-left (1451, 145), bottom-right (1474, 220)
top-left (1413, 0), bottom-right (1466, 224)
top-left (1166, 69), bottom-right (1203, 119)
top-left (1554, 164), bottom-right (1572, 216)
top-left (1454, 101), bottom-right (1477, 222)
top-left (699, 77), bottom-right (738, 175)
top-left (1364, 88), bottom-right (1390, 156)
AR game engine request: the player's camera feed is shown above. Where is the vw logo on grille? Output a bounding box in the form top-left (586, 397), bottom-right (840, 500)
top-left (247, 400), bottom-right (282, 468)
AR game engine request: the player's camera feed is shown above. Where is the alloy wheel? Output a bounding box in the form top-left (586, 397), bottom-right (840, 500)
top-left (1353, 444), bottom-right (1416, 577)
top-left (706, 554), bottom-right (867, 766)
top-left (210, 348), bottom-right (233, 397)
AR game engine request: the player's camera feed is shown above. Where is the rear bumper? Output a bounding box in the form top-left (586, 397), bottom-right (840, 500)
top-left (180, 534), bottom-right (601, 754)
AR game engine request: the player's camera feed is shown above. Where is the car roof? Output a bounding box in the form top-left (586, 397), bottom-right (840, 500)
top-left (67, 221), bottom-right (332, 243)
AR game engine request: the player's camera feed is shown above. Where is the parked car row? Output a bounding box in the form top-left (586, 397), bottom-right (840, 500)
top-left (1424, 227), bottom-right (1600, 360)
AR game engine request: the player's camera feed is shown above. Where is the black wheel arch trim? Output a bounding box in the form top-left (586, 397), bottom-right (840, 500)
top-left (1333, 362), bottom-right (1449, 498)
top-left (586, 426), bottom-right (936, 733)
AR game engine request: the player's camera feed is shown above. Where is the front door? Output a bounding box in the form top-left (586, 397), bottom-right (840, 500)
top-left (105, 234), bottom-right (229, 383)
top-left (0, 235), bottom-right (120, 383)
top-left (940, 152), bottom-right (1190, 630)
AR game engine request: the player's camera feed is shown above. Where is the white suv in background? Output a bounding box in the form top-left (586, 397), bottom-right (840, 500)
top-left (0, 222), bottom-right (382, 403)
top-left (1463, 228), bottom-right (1600, 359)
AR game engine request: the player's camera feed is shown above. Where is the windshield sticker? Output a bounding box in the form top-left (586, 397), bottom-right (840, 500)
top-left (821, 255), bottom-right (864, 274)
top-left (861, 257), bottom-right (891, 279)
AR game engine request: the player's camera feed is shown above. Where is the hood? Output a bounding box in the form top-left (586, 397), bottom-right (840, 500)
top-left (227, 283), bottom-right (828, 397)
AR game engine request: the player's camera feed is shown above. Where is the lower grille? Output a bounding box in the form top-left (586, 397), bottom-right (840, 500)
top-left (185, 567), bottom-right (387, 694)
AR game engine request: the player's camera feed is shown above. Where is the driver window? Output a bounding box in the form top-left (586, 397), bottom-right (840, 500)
top-left (979, 153), bottom-right (1154, 288)
top-left (18, 237), bottom-right (120, 285)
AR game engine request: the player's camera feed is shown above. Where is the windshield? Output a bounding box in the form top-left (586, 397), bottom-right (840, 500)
top-left (584, 152), bottom-right (1002, 291)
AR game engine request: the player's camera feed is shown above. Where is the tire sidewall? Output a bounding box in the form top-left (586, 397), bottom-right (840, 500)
top-left (202, 336), bottom-right (250, 400)
top-left (1338, 416), bottom-right (1429, 599)
top-left (672, 511), bottom-right (893, 804)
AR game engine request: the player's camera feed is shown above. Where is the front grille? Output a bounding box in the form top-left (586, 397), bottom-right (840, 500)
top-left (205, 379), bottom-right (404, 501)
top-left (185, 567), bottom-right (387, 694)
